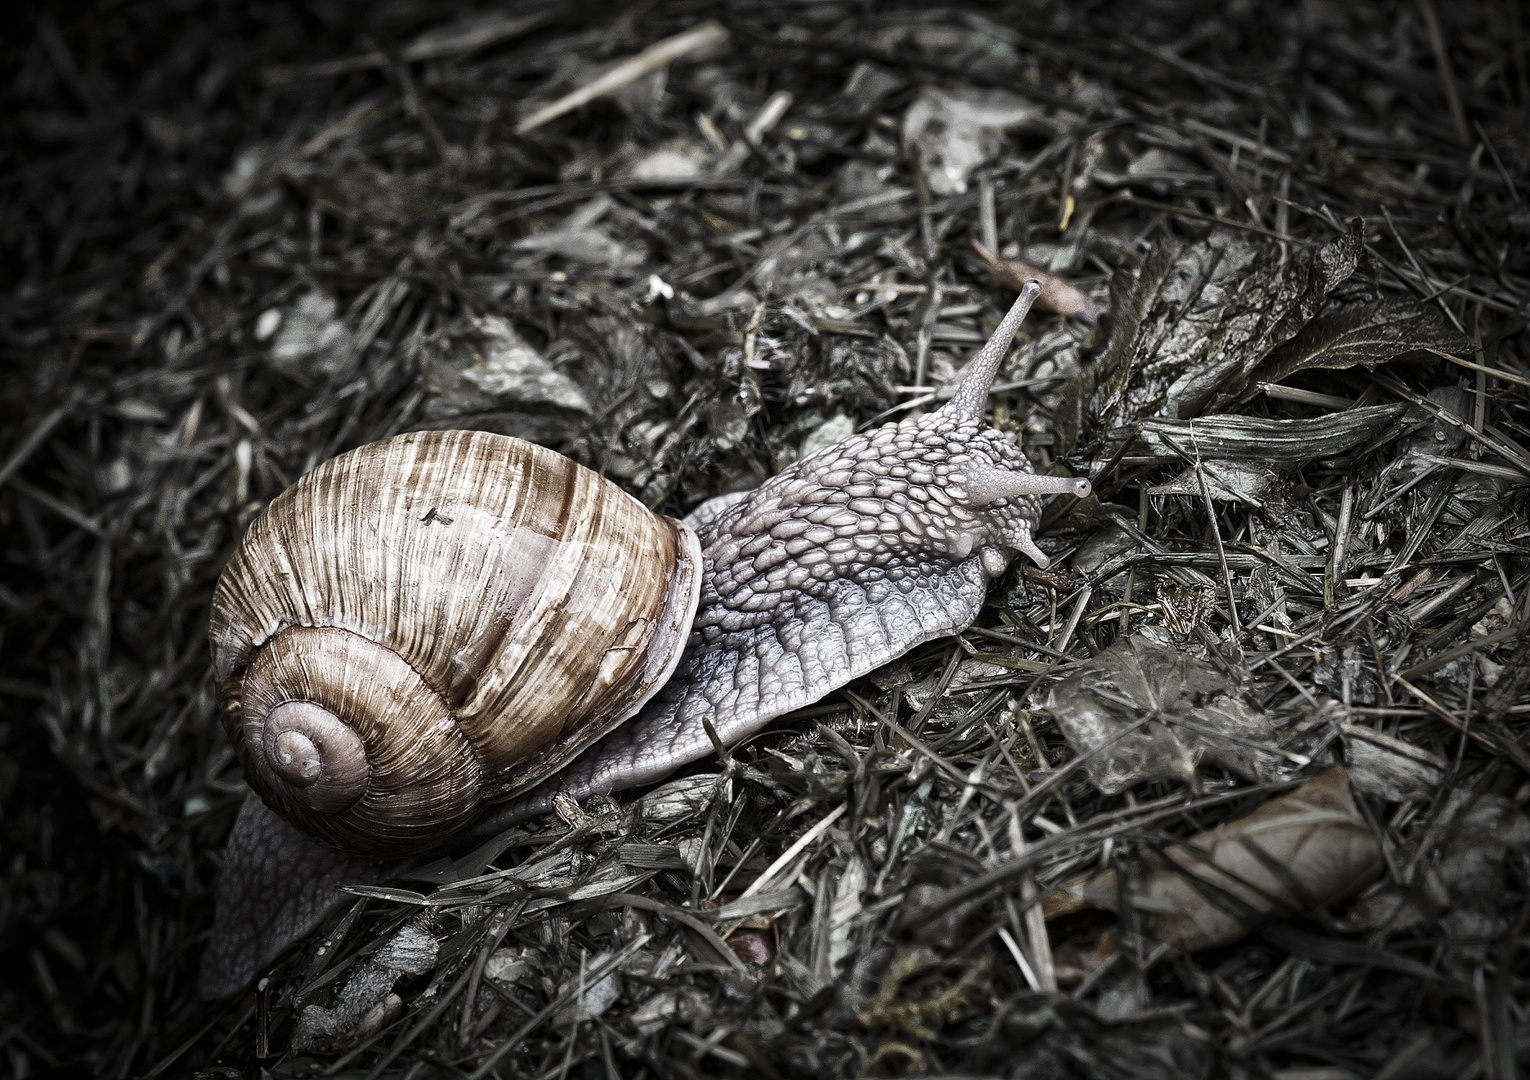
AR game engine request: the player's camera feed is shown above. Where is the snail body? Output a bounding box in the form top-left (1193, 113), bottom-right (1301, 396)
top-left (212, 282), bottom-right (1088, 859)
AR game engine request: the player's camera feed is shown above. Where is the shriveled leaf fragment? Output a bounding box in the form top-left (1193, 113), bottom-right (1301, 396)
top-left (420, 314), bottom-right (591, 439)
top-left (971, 241), bottom-right (1098, 323)
top-left (1434, 795), bottom-right (1530, 941)
top-left (484, 946), bottom-right (536, 987)
top-left (1146, 459), bottom-right (1278, 504)
top-left (268, 291), bottom-right (354, 383)
top-left (291, 967), bottom-right (402, 1054)
top-left (556, 951), bottom-right (621, 1025)
top-left (292, 919), bottom-right (439, 1053)
top-left (1045, 768), bottom-right (1383, 951)
top-left (1068, 523), bottom-right (1137, 579)
top-left (1348, 789), bottom-right (1530, 940)
top-left (1100, 404), bottom-right (1403, 463)
top-left (511, 196), bottom-right (643, 270)
top-left (1245, 298), bottom-right (1470, 403)
top-left (1404, 385), bottom-right (1472, 461)
top-left (902, 87), bottom-right (1046, 195)
top-left (1341, 724), bottom-right (1446, 803)
top-left (633, 774), bottom-right (720, 824)
top-left (1037, 636), bottom-right (1287, 794)
top-left (372, 922), bottom-right (440, 975)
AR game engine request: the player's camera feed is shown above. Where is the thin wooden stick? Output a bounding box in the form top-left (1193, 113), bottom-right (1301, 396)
top-left (516, 21), bottom-right (728, 134)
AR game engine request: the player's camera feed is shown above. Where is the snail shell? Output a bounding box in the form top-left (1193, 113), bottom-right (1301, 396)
top-left (201, 281), bottom-right (1097, 999)
top-left (211, 281), bottom-right (1090, 861)
top-left (210, 430), bottom-right (701, 855)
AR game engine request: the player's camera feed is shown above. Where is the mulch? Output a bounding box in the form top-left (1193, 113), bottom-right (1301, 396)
top-left (2, 1), bottom-right (1528, 1077)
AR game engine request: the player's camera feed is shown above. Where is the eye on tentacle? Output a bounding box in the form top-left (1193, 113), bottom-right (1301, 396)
top-left (939, 277), bottom-right (1091, 570)
top-left (962, 463), bottom-right (1093, 505)
top-left (942, 279), bottom-right (1044, 421)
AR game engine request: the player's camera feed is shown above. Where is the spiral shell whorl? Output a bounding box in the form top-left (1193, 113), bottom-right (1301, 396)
top-left (232, 625), bottom-right (485, 855)
top-left (261, 701), bottom-right (368, 811)
top-left (210, 429), bottom-right (702, 856)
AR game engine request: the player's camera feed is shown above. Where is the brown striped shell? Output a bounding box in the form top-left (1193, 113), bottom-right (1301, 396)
top-left (209, 430), bottom-right (702, 856)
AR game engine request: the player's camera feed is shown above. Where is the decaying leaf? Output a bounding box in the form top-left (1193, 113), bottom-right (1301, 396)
top-left (555, 951), bottom-right (622, 1025)
top-left (1056, 222), bottom-right (1464, 452)
top-left (267, 291), bottom-right (355, 383)
top-left (1244, 298), bottom-right (1469, 403)
top-left (1145, 459), bottom-right (1278, 504)
top-left (1340, 724), bottom-right (1447, 803)
top-left (1347, 786), bottom-right (1530, 946)
top-left (1073, 226), bottom-right (1363, 429)
top-left (420, 314), bottom-right (593, 438)
top-left (1099, 404), bottom-right (1404, 463)
top-left (1044, 767), bottom-right (1383, 952)
top-left (970, 241), bottom-right (1098, 323)
top-left (1037, 636), bottom-right (1289, 794)
top-left (510, 195), bottom-right (644, 270)
top-left (292, 919), bottom-right (439, 1053)
top-left (901, 87), bottom-right (1047, 195)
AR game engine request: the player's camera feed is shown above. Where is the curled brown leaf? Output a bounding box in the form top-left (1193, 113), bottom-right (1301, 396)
top-left (1044, 767), bottom-right (1382, 952)
top-left (971, 240), bottom-right (1098, 324)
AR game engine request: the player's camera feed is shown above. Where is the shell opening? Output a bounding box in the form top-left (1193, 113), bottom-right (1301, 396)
top-left (263, 700), bottom-right (370, 813)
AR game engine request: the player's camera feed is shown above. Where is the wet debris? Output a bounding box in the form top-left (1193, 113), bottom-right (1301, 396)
top-left (267, 292), bottom-right (356, 384)
top-left (902, 86), bottom-right (1049, 196)
top-left (4, 1), bottom-right (1530, 1077)
top-left (1043, 767), bottom-right (1383, 954)
top-left (1037, 636), bottom-right (1294, 793)
top-left (291, 919), bottom-right (439, 1053)
top-left (419, 313), bottom-right (592, 439)
top-left (1145, 459), bottom-right (1278, 504)
top-left (1340, 723), bottom-right (1448, 803)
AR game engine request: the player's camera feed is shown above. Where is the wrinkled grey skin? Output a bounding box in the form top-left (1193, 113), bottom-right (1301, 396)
top-left (201, 796), bottom-right (384, 999)
top-left (203, 282), bottom-right (1089, 998)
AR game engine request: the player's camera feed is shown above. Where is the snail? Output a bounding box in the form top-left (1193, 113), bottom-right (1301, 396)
top-left (203, 281), bottom-right (1089, 993)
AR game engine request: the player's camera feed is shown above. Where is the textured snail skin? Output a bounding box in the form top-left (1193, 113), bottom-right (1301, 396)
top-left (203, 281), bottom-right (1089, 997)
top-left (485, 280), bottom-right (1089, 823)
top-left (201, 796), bottom-right (386, 999)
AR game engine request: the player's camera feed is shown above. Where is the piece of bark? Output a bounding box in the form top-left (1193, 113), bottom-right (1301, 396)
top-left (1043, 767), bottom-right (1382, 951)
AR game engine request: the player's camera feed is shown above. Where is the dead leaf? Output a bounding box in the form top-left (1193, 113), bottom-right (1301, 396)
top-left (1341, 724), bottom-right (1447, 803)
top-left (901, 88), bottom-right (1046, 195)
top-left (1241, 298), bottom-right (1470, 403)
top-left (1044, 767), bottom-right (1383, 951)
top-left (1101, 404), bottom-right (1404, 463)
top-left (971, 241), bottom-right (1098, 323)
top-left (1058, 223), bottom-right (1370, 447)
top-left (1037, 636), bottom-right (1289, 794)
top-left (1145, 459), bottom-right (1278, 503)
